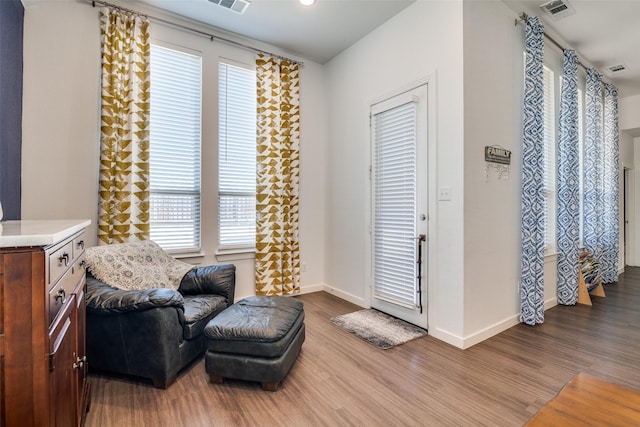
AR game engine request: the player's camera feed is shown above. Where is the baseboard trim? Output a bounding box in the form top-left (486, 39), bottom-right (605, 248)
top-left (299, 283), bottom-right (325, 295)
top-left (461, 317), bottom-right (520, 349)
top-left (315, 288), bottom-right (561, 349)
top-left (234, 283), bottom-right (327, 302)
top-left (461, 296), bottom-right (558, 349)
top-left (428, 328), bottom-right (464, 349)
top-left (321, 285), bottom-right (368, 307)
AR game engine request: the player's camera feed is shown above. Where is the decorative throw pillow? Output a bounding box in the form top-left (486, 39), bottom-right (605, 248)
top-left (84, 240), bottom-right (195, 291)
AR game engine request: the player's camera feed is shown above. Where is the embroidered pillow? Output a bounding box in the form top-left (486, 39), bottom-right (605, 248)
top-left (85, 240), bottom-right (194, 291)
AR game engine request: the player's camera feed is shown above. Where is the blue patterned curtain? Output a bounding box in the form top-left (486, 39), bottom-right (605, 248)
top-left (556, 50), bottom-right (580, 305)
top-left (584, 69), bottom-right (604, 275)
top-left (602, 83), bottom-right (619, 283)
top-left (520, 16), bottom-right (545, 326)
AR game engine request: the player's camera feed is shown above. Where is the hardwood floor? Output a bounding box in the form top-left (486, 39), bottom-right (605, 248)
top-left (85, 267), bottom-right (640, 426)
top-left (525, 373), bottom-right (640, 426)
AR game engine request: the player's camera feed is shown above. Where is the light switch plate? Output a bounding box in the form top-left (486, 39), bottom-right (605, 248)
top-left (438, 187), bottom-right (452, 201)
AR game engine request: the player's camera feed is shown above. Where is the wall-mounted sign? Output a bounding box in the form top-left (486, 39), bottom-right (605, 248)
top-left (485, 146), bottom-right (511, 165)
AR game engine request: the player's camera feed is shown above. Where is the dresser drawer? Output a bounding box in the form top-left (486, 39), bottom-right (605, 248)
top-left (72, 232), bottom-right (86, 261)
top-left (49, 266), bottom-right (77, 325)
top-left (49, 240), bottom-right (73, 285)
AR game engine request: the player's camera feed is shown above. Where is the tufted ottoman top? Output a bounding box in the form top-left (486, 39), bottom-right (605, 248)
top-left (204, 296), bottom-right (304, 358)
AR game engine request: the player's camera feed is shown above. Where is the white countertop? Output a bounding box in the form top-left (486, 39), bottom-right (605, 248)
top-left (0, 219), bottom-right (91, 248)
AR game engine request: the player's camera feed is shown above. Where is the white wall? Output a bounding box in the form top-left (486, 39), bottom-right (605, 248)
top-left (462, 0), bottom-right (529, 345)
top-left (620, 95), bottom-right (640, 267)
top-left (22, 1), bottom-right (100, 239)
top-left (21, 0), bottom-right (327, 300)
top-left (620, 131), bottom-right (634, 268)
top-left (620, 94), bottom-right (640, 132)
top-left (620, 93), bottom-right (640, 268)
top-left (325, 0), bottom-right (466, 346)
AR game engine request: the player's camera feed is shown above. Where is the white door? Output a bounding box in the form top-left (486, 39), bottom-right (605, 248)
top-left (370, 84), bottom-right (428, 329)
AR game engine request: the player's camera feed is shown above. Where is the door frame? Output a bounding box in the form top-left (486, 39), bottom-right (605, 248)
top-left (624, 167), bottom-right (634, 268)
top-left (364, 74), bottom-right (438, 330)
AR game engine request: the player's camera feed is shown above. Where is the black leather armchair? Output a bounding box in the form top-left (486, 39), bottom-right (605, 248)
top-left (85, 263), bottom-right (235, 389)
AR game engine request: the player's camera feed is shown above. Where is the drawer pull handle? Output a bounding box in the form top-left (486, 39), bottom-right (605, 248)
top-left (80, 260), bottom-right (87, 269)
top-left (55, 288), bottom-right (67, 305)
top-left (59, 253), bottom-right (69, 267)
top-left (77, 240), bottom-right (85, 250)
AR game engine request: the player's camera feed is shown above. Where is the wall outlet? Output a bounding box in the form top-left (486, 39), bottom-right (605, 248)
top-left (301, 262), bottom-right (307, 272)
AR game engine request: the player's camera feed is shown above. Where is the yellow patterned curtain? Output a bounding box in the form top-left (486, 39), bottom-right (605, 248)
top-left (98, 8), bottom-right (150, 245)
top-left (255, 53), bottom-right (301, 296)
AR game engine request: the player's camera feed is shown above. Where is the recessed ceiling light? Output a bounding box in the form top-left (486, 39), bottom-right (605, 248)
top-left (300, 0), bottom-right (315, 6)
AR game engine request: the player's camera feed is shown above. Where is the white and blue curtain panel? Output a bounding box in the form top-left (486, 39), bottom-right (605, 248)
top-left (520, 16), bottom-right (545, 326)
top-left (584, 69), bottom-right (604, 272)
top-left (584, 70), bottom-right (619, 284)
top-left (556, 50), bottom-right (580, 305)
top-left (602, 83), bottom-right (619, 283)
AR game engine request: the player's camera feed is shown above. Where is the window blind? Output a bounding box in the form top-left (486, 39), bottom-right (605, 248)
top-left (218, 62), bottom-right (257, 248)
top-left (149, 44), bottom-right (202, 252)
top-left (372, 100), bottom-right (418, 308)
top-left (543, 65), bottom-right (556, 250)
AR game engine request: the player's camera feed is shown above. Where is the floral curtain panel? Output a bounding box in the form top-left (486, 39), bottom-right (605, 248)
top-left (556, 50), bottom-right (580, 305)
top-left (584, 71), bottom-right (619, 284)
top-left (601, 83), bottom-right (620, 283)
top-left (520, 16), bottom-right (546, 326)
top-left (583, 69), bottom-right (604, 276)
top-left (98, 8), bottom-right (151, 245)
top-left (255, 53), bottom-right (301, 296)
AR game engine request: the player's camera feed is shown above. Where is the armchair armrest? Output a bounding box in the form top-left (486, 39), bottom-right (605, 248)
top-left (178, 264), bottom-right (236, 304)
top-left (86, 276), bottom-right (184, 314)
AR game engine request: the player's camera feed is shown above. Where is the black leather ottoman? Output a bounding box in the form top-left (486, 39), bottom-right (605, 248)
top-left (203, 295), bottom-right (305, 391)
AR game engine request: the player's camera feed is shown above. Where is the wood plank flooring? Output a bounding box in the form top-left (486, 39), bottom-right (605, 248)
top-left (525, 373), bottom-right (640, 426)
top-left (85, 267), bottom-right (640, 426)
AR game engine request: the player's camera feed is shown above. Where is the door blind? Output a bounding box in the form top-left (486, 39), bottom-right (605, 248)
top-left (372, 100), bottom-right (418, 307)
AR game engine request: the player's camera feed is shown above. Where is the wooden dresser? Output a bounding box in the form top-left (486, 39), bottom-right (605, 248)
top-left (0, 220), bottom-right (91, 427)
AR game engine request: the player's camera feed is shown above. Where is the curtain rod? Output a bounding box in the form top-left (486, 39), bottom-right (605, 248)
top-left (89, 0), bottom-right (304, 66)
top-left (515, 12), bottom-right (586, 72)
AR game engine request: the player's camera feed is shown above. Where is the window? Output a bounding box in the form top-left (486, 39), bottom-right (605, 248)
top-left (542, 64), bottom-right (556, 252)
top-left (149, 44), bottom-right (202, 252)
top-left (218, 62), bottom-right (256, 249)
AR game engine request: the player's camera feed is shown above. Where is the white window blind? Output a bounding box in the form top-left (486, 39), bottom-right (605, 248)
top-left (372, 99), bottom-right (418, 308)
top-left (149, 44), bottom-right (202, 252)
top-left (218, 62), bottom-right (256, 248)
top-left (543, 65), bottom-right (556, 251)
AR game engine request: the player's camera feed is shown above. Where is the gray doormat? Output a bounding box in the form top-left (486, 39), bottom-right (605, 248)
top-left (330, 309), bottom-right (427, 350)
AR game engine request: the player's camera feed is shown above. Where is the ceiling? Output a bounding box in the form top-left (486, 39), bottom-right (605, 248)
top-left (503, 0), bottom-right (640, 98)
top-left (135, 0), bottom-right (415, 64)
top-left (19, 0), bottom-right (640, 139)
top-left (133, 0), bottom-right (640, 98)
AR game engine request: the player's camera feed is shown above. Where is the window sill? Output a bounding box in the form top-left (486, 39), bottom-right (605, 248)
top-left (544, 251), bottom-right (558, 263)
top-left (216, 248), bottom-right (256, 262)
top-left (172, 252), bottom-right (206, 265)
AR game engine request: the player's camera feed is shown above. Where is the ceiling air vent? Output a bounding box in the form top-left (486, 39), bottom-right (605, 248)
top-left (208, 0), bottom-right (250, 14)
top-left (608, 64), bottom-right (627, 73)
top-left (540, 0), bottom-right (576, 21)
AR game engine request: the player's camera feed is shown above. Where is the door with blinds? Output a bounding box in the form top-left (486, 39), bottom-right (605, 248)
top-left (370, 84), bottom-right (428, 329)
